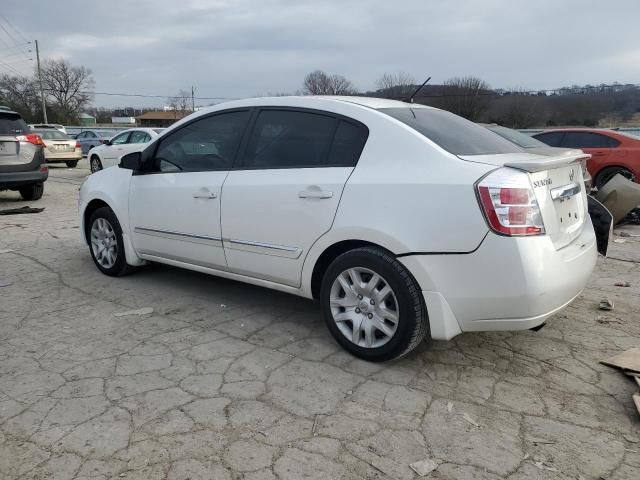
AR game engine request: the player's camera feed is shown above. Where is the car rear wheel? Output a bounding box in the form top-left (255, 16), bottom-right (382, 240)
top-left (65, 160), bottom-right (78, 168)
top-left (595, 166), bottom-right (635, 189)
top-left (19, 182), bottom-right (44, 201)
top-left (320, 247), bottom-right (428, 362)
top-left (90, 156), bottom-right (102, 173)
top-left (88, 207), bottom-right (133, 276)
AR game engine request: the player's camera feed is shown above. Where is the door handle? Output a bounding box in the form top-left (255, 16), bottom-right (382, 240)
top-left (192, 190), bottom-right (217, 199)
top-left (298, 190), bottom-right (333, 199)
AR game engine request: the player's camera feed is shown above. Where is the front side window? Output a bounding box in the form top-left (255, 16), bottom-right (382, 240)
top-left (87, 131), bottom-right (97, 138)
top-left (561, 132), bottom-right (619, 149)
top-left (129, 131), bottom-right (150, 143)
top-left (154, 110), bottom-right (249, 172)
top-left (243, 110), bottom-right (337, 168)
top-left (111, 132), bottom-right (130, 145)
top-left (534, 131), bottom-right (564, 147)
top-left (76, 132), bottom-right (86, 139)
top-left (379, 108), bottom-right (522, 155)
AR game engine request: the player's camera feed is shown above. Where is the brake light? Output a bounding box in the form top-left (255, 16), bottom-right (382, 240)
top-left (40, 164), bottom-right (48, 173)
top-left (477, 168), bottom-right (545, 236)
top-left (17, 134), bottom-right (44, 146)
top-left (75, 141), bottom-right (81, 149)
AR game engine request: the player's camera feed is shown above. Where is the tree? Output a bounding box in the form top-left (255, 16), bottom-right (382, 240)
top-left (435, 76), bottom-right (492, 121)
top-left (487, 91), bottom-right (549, 128)
top-left (302, 70), bottom-right (356, 95)
top-left (166, 89), bottom-right (191, 115)
top-left (0, 74), bottom-right (41, 122)
top-left (375, 72), bottom-right (415, 98)
top-left (40, 59), bottom-right (94, 124)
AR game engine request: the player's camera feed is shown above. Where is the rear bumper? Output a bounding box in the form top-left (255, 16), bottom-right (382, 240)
top-left (401, 219), bottom-right (598, 340)
top-left (45, 150), bottom-right (82, 162)
top-left (0, 169), bottom-right (48, 189)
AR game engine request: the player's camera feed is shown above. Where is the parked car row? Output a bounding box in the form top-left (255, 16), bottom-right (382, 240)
top-left (88, 128), bottom-right (164, 173)
top-left (80, 96), bottom-right (599, 361)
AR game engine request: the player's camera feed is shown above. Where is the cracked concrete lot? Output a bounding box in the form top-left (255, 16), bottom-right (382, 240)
top-left (1, 161), bottom-right (639, 480)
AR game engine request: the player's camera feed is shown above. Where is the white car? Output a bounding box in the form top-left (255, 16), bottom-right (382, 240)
top-left (79, 96), bottom-right (598, 361)
top-left (88, 128), bottom-right (164, 173)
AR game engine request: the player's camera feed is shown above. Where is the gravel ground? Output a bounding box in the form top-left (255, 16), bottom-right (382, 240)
top-left (1, 161), bottom-right (639, 480)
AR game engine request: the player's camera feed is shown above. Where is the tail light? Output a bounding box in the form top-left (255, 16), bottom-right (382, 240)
top-left (476, 168), bottom-right (545, 236)
top-left (75, 141), bottom-right (81, 149)
top-left (40, 164), bottom-right (48, 173)
top-left (17, 134), bottom-right (44, 146)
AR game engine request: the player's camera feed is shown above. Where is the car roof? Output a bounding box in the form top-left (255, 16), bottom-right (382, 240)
top-left (207, 95), bottom-right (429, 112)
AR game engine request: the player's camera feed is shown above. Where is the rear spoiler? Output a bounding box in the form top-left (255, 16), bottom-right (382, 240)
top-left (504, 152), bottom-right (591, 173)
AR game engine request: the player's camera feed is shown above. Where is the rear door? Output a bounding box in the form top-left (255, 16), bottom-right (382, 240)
top-left (560, 132), bottom-right (617, 172)
top-left (221, 108), bottom-right (368, 287)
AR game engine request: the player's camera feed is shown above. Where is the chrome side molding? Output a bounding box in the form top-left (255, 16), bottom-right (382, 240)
top-left (223, 238), bottom-right (302, 259)
top-left (134, 227), bottom-right (223, 247)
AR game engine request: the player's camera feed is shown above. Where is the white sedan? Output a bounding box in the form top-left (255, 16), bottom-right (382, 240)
top-left (79, 96), bottom-right (598, 361)
top-left (88, 128), bottom-right (164, 173)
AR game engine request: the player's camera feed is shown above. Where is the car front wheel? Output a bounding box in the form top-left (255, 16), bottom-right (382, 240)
top-left (88, 207), bottom-right (133, 276)
top-left (320, 247), bottom-right (428, 362)
top-left (90, 155), bottom-right (102, 173)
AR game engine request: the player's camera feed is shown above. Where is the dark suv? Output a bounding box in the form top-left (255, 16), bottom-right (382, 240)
top-left (0, 107), bottom-right (48, 200)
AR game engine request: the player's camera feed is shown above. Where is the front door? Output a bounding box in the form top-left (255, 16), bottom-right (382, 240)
top-left (221, 108), bottom-right (369, 287)
top-left (129, 110), bottom-right (251, 270)
top-left (102, 131), bottom-right (131, 164)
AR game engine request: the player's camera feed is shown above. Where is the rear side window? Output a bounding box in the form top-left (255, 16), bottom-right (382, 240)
top-left (243, 110), bottom-right (337, 168)
top-left (327, 120), bottom-right (368, 166)
top-left (534, 131), bottom-right (564, 147)
top-left (561, 132), bottom-right (619, 148)
top-left (379, 108), bottom-right (521, 155)
top-left (0, 113), bottom-right (28, 135)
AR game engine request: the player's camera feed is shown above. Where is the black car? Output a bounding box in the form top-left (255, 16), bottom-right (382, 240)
top-left (0, 107), bottom-right (48, 200)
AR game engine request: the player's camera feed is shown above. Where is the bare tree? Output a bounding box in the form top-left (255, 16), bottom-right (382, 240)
top-left (40, 59), bottom-right (94, 123)
top-left (487, 91), bottom-right (548, 128)
top-left (375, 72), bottom-right (415, 98)
top-left (166, 89), bottom-right (191, 116)
top-left (302, 70), bottom-right (356, 95)
top-left (0, 74), bottom-right (41, 121)
top-left (435, 76), bottom-right (492, 121)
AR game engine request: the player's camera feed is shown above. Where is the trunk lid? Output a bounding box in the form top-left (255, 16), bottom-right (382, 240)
top-left (462, 151), bottom-right (590, 250)
top-left (0, 134), bottom-right (30, 166)
top-left (43, 139), bottom-right (77, 152)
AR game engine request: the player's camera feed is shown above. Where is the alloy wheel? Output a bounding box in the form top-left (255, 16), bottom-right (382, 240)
top-left (90, 217), bottom-right (118, 268)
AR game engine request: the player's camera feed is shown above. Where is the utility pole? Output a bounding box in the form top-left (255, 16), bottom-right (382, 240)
top-left (191, 85), bottom-right (195, 112)
top-left (35, 40), bottom-right (47, 123)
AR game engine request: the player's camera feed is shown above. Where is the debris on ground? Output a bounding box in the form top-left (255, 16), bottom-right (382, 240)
top-left (462, 413), bottom-right (480, 427)
top-left (601, 348), bottom-right (640, 374)
top-left (615, 281), bottom-right (631, 287)
top-left (408, 458), bottom-right (439, 476)
top-left (533, 461), bottom-right (559, 472)
top-left (596, 174), bottom-right (640, 225)
top-left (0, 279), bottom-right (12, 288)
top-left (597, 316), bottom-right (622, 324)
top-left (0, 206), bottom-right (45, 215)
top-left (613, 238), bottom-right (627, 244)
top-left (599, 299), bottom-right (615, 311)
top-left (447, 401), bottom-right (453, 413)
top-left (0, 249), bottom-right (14, 254)
top-left (113, 307), bottom-right (154, 317)
top-left (633, 393), bottom-right (640, 415)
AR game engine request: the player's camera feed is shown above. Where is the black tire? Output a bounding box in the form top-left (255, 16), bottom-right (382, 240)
top-left (65, 160), bottom-right (78, 168)
top-left (19, 182), bottom-right (44, 201)
top-left (87, 206), bottom-right (134, 277)
top-left (595, 166), bottom-right (635, 189)
top-left (90, 155), bottom-right (103, 173)
top-left (320, 247), bottom-right (428, 362)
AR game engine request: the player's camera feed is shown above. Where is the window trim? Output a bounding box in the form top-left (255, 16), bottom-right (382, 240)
top-left (140, 108), bottom-right (252, 175)
top-left (234, 106), bottom-right (369, 171)
top-left (111, 132), bottom-right (131, 145)
top-left (560, 131), bottom-right (620, 149)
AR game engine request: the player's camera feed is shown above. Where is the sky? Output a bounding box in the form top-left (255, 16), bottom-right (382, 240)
top-left (1, 0), bottom-right (639, 108)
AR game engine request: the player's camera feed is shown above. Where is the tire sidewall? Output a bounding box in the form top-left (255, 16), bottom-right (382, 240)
top-left (90, 156), bottom-right (102, 173)
top-left (320, 249), bottom-right (421, 362)
top-left (88, 207), bottom-right (128, 276)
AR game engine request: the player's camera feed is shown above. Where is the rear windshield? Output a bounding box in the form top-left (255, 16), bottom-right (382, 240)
top-left (0, 113), bottom-right (29, 135)
top-left (378, 108), bottom-right (522, 155)
top-left (485, 125), bottom-right (547, 149)
top-left (33, 129), bottom-right (70, 140)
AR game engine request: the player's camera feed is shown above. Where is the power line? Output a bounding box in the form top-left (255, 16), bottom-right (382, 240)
top-left (43, 88), bottom-right (238, 101)
top-left (0, 15), bottom-right (30, 45)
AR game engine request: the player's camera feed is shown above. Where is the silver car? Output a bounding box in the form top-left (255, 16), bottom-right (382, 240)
top-left (75, 130), bottom-right (121, 155)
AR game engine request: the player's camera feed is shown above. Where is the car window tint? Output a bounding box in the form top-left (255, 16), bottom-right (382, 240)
top-left (533, 132), bottom-right (564, 147)
top-left (129, 131), bottom-right (149, 143)
top-left (379, 108), bottom-right (521, 155)
top-left (155, 110), bottom-right (249, 172)
top-left (111, 132), bottom-right (130, 144)
top-left (88, 131), bottom-right (97, 138)
top-left (0, 114), bottom-right (28, 135)
top-left (326, 120), bottom-right (368, 166)
top-left (561, 132), bottom-right (619, 148)
top-left (243, 110), bottom-right (337, 168)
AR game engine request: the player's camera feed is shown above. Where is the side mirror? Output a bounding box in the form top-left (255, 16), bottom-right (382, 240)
top-left (104, 140), bottom-right (112, 146)
top-left (120, 151), bottom-right (142, 170)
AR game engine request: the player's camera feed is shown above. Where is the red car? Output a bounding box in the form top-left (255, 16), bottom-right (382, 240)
top-left (533, 129), bottom-right (640, 189)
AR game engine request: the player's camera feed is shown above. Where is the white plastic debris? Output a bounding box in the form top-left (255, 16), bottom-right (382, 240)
top-left (462, 413), bottom-right (480, 427)
top-left (114, 307), bottom-right (153, 317)
top-left (409, 458), bottom-right (439, 476)
top-left (447, 401), bottom-right (453, 413)
top-left (0, 249), bottom-right (14, 254)
top-left (533, 461), bottom-right (558, 472)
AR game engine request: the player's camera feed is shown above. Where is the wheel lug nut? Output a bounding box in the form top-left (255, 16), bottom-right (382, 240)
top-left (368, 313), bottom-right (373, 319)
top-left (355, 308), bottom-right (360, 313)
top-left (357, 294), bottom-right (363, 300)
top-left (370, 299), bottom-right (375, 305)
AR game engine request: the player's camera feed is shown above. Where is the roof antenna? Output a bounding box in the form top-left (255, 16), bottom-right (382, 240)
top-left (407, 76), bottom-right (431, 103)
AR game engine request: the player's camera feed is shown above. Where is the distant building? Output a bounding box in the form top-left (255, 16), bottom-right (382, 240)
top-left (112, 116), bottom-right (136, 125)
top-left (136, 111), bottom-right (190, 127)
top-left (78, 113), bottom-right (96, 126)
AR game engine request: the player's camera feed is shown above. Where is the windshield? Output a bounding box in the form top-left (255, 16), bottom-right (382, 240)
top-left (378, 108), bottom-right (522, 155)
top-left (33, 129), bottom-right (70, 140)
top-left (485, 125), bottom-right (548, 148)
top-left (0, 113), bottom-right (29, 135)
